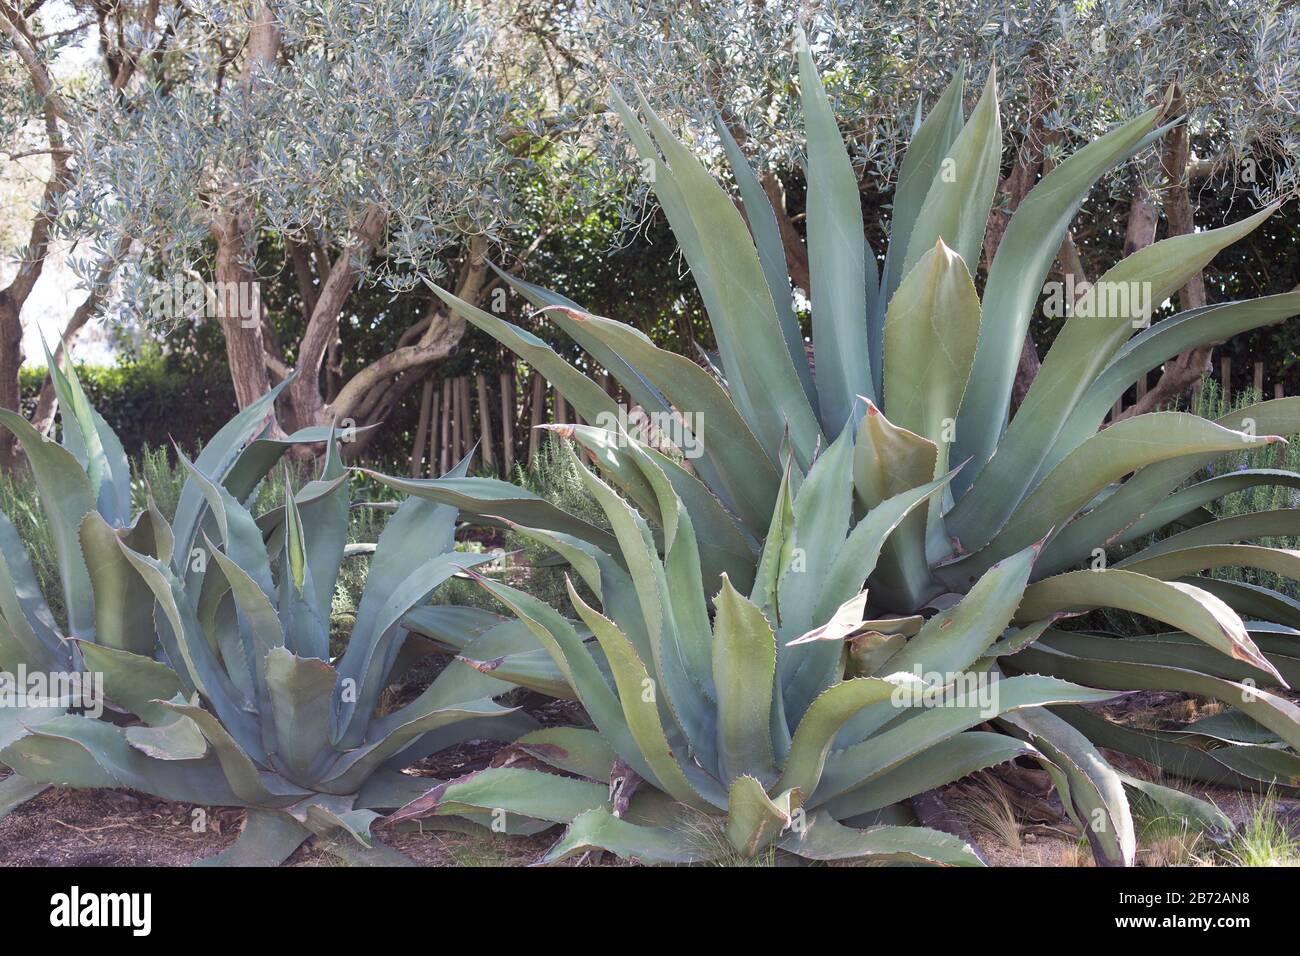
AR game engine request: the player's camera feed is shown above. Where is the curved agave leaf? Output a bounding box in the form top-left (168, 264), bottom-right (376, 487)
top-left (797, 25), bottom-right (874, 423)
top-left (815, 675), bottom-right (1117, 804)
top-left (194, 808), bottom-right (310, 867)
top-left (40, 336), bottom-right (132, 526)
top-left (0, 509), bottom-right (64, 672)
top-left (725, 774), bottom-right (800, 857)
top-left (1038, 293), bottom-right (1300, 480)
top-left (945, 413), bottom-right (1280, 578)
top-left (542, 806), bottom-right (718, 864)
top-left (949, 204), bottom-right (1279, 553)
top-left (0, 408), bottom-right (96, 639)
top-left (876, 67), bottom-right (966, 368)
top-left (613, 88), bottom-right (823, 469)
top-left (997, 706), bottom-right (1135, 867)
top-left (778, 810), bottom-right (983, 865)
top-left (79, 510), bottom-right (166, 656)
top-left (1037, 397), bottom-right (1300, 576)
top-left (954, 108), bottom-right (1164, 487)
top-left (1011, 640), bottom-right (1300, 749)
top-left (712, 576), bottom-right (779, 787)
top-left (823, 731), bottom-right (1037, 820)
top-left (712, 115), bottom-right (814, 402)
top-left (1016, 570), bottom-right (1281, 683)
top-left (391, 766), bottom-right (608, 827)
top-left (1111, 469), bottom-right (1300, 548)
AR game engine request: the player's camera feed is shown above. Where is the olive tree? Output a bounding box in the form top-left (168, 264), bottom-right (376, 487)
top-left (65, 0), bottom-right (540, 442)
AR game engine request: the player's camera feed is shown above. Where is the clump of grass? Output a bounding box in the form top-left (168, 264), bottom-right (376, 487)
top-left (952, 776), bottom-right (1022, 852)
top-left (1222, 791), bottom-right (1299, 866)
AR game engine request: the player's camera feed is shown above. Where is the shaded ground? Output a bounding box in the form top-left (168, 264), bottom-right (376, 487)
top-left (3, 694), bottom-right (1297, 867)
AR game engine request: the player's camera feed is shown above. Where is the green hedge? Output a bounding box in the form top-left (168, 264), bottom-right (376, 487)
top-left (19, 359), bottom-right (238, 457)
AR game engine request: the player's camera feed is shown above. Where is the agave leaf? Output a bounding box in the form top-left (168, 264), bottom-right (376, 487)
top-left (263, 647), bottom-right (336, 782)
top-left (542, 806), bottom-right (717, 864)
top-left (616, 88), bottom-right (823, 468)
top-left (797, 25), bottom-right (874, 423)
top-left (1053, 704), bottom-right (1298, 792)
top-left (568, 580), bottom-right (721, 811)
top-left (177, 452), bottom-right (275, 600)
top-left (882, 238), bottom-right (981, 561)
top-left (170, 375), bottom-right (295, 572)
top-left (1112, 470), bottom-right (1300, 548)
top-left (712, 576), bottom-right (779, 787)
top-left (949, 204), bottom-right (1279, 553)
top-left (323, 694), bottom-right (515, 795)
top-left (901, 68), bottom-right (1001, 287)
top-left (427, 283), bottom-right (619, 425)
top-left (568, 447), bottom-right (716, 769)
top-left (193, 808), bottom-right (310, 867)
top-left (725, 774), bottom-right (800, 857)
top-left (79, 511), bottom-right (162, 656)
top-left (816, 674), bottom-right (1117, 803)
top-left (124, 716), bottom-right (208, 761)
top-left (1012, 640), bottom-right (1300, 749)
top-left (1119, 773), bottom-right (1234, 838)
top-left (40, 337), bottom-right (132, 526)
top-left (1017, 570), bottom-right (1281, 683)
top-left (778, 810), bottom-right (983, 865)
top-left (886, 544), bottom-right (1037, 678)
top-left (1124, 510), bottom-right (1300, 563)
top-left (712, 114), bottom-right (814, 402)
top-left (76, 641), bottom-right (182, 727)
top-left (0, 773), bottom-right (49, 824)
top-left (777, 677), bottom-right (899, 798)
top-left (949, 413), bottom-right (1279, 577)
top-left (778, 424), bottom-right (857, 667)
top-left (334, 545), bottom-right (492, 748)
top-left (364, 471), bottom-right (619, 556)
top-left (542, 307), bottom-right (780, 533)
top-left (0, 509), bottom-right (64, 672)
top-left (561, 424), bottom-right (756, 593)
top-left (998, 706), bottom-right (1135, 867)
top-left (1033, 629), bottom-right (1300, 692)
top-left (0, 409), bottom-right (96, 639)
top-left (1, 714), bottom-right (251, 807)
top-left (116, 544), bottom-right (261, 753)
top-left (490, 264), bottom-right (674, 421)
top-left (853, 401), bottom-right (941, 612)
top-left (1037, 398), bottom-right (1300, 575)
top-left (1119, 544), bottom-right (1300, 587)
top-left (954, 108), bottom-right (1163, 486)
top-left (883, 238), bottom-right (980, 469)
top-left (877, 66), bottom-right (966, 365)
top-left (392, 766), bottom-right (608, 826)
top-left (514, 727), bottom-right (618, 782)
top-left (823, 731), bottom-right (1037, 819)
top-left (475, 576), bottom-right (651, 777)
top-left (1039, 293), bottom-right (1300, 480)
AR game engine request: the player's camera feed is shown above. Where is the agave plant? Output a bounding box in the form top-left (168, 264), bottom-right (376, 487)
top-left (0, 358), bottom-right (534, 863)
top-left (381, 31), bottom-right (1300, 864)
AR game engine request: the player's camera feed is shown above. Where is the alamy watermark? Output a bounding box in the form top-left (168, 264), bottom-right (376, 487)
top-left (889, 665), bottom-right (1000, 718)
top-left (590, 405), bottom-right (705, 460)
top-left (1042, 276), bottom-right (1153, 328)
top-left (148, 276), bottom-right (261, 327)
top-left (0, 665), bottom-right (104, 718)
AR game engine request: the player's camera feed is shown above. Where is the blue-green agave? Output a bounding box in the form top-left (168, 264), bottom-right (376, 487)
top-left (382, 32), bottom-right (1300, 865)
top-left (0, 359), bottom-right (534, 864)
